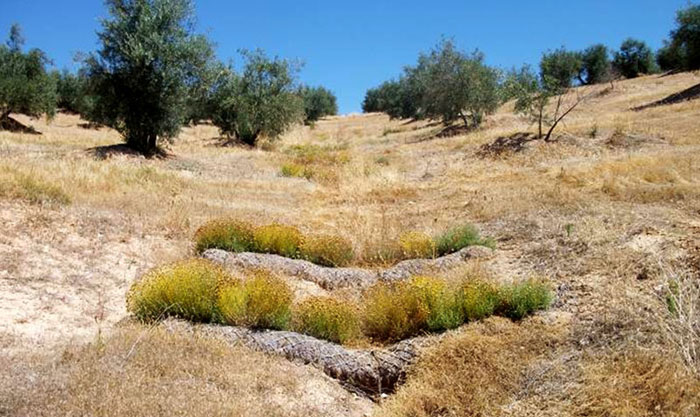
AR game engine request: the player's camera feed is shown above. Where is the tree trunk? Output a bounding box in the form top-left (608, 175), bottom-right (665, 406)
top-left (147, 134), bottom-right (157, 154)
top-left (459, 112), bottom-right (470, 128)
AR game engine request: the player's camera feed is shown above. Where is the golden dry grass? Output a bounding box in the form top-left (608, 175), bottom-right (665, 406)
top-left (0, 325), bottom-right (371, 417)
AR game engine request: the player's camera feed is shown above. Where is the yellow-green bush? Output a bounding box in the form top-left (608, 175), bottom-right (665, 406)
top-left (459, 279), bottom-right (500, 321)
top-left (363, 280), bottom-right (430, 342)
top-left (300, 234), bottom-right (355, 267)
top-left (280, 162), bottom-right (312, 179)
top-left (127, 259), bottom-right (230, 323)
top-left (398, 231), bottom-right (436, 259)
top-left (217, 272), bottom-right (293, 330)
top-left (497, 278), bottom-right (553, 320)
top-left (410, 276), bottom-right (463, 331)
top-left (194, 219), bottom-right (255, 254)
top-left (253, 224), bottom-right (303, 258)
top-left (292, 297), bottom-right (362, 344)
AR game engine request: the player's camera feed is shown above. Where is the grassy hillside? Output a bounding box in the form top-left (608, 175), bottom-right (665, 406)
top-left (1, 71), bottom-right (699, 416)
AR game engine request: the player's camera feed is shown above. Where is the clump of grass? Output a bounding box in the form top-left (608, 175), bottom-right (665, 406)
top-left (459, 279), bottom-right (500, 321)
top-left (218, 271), bottom-right (293, 330)
top-left (497, 278), bottom-right (553, 320)
top-left (280, 162), bottom-right (312, 179)
top-left (434, 223), bottom-right (495, 256)
top-left (126, 259), bottom-right (231, 323)
top-left (398, 231), bottom-right (436, 259)
top-left (253, 224), bottom-right (303, 258)
top-left (292, 297), bottom-right (362, 344)
top-left (363, 280), bottom-right (430, 342)
top-left (0, 171), bottom-right (71, 206)
top-left (363, 276), bottom-right (462, 341)
top-left (194, 218), bottom-right (255, 254)
top-left (300, 234), bottom-right (355, 267)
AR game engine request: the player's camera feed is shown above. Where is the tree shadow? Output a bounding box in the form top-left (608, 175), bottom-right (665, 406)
top-left (87, 143), bottom-right (171, 160)
top-left (633, 82), bottom-right (700, 111)
top-left (0, 116), bottom-right (42, 134)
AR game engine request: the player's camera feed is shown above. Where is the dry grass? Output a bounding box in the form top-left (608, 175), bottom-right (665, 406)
top-left (0, 325), bottom-right (371, 417)
top-left (376, 317), bottom-right (568, 417)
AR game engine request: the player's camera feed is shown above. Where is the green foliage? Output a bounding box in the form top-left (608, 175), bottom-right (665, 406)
top-left (540, 47), bottom-right (583, 89)
top-left (497, 279), bottom-right (553, 320)
top-left (83, 0), bottom-right (216, 155)
top-left (299, 85), bottom-right (338, 124)
top-left (363, 39), bottom-right (499, 128)
top-left (416, 39), bottom-right (500, 127)
top-left (293, 297), bottom-right (362, 344)
top-left (410, 276), bottom-right (463, 331)
top-left (580, 44), bottom-right (611, 84)
top-left (53, 69), bottom-right (95, 115)
top-left (434, 223), bottom-right (494, 256)
top-left (0, 24), bottom-right (56, 122)
top-left (253, 223), bottom-right (304, 258)
top-left (612, 38), bottom-right (658, 79)
top-left (194, 218), bottom-right (255, 254)
top-left (126, 259), bottom-right (230, 322)
top-left (210, 50), bottom-right (304, 146)
top-left (659, 4), bottom-right (700, 71)
top-left (299, 234), bottom-right (355, 267)
top-left (459, 279), bottom-right (500, 321)
top-left (217, 272), bottom-right (293, 330)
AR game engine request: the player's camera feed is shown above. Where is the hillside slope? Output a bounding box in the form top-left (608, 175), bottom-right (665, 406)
top-left (1, 71), bottom-right (699, 416)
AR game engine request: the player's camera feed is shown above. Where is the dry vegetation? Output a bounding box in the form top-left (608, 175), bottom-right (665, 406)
top-left (1, 72), bottom-right (700, 415)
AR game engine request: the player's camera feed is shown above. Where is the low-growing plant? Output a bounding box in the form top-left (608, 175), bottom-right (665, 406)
top-left (127, 259), bottom-right (230, 323)
top-left (218, 271), bottom-right (293, 330)
top-left (280, 162), bottom-right (312, 179)
top-left (292, 297), bottom-right (362, 344)
top-left (497, 278), bottom-right (553, 320)
top-left (194, 218), bottom-right (255, 253)
top-left (398, 231), bottom-right (436, 259)
top-left (410, 276), bottom-right (463, 331)
top-left (363, 281), bottom-right (430, 342)
top-left (253, 224), bottom-right (303, 258)
top-left (434, 223), bottom-right (494, 256)
top-left (459, 279), bottom-right (500, 321)
top-left (299, 234), bottom-right (355, 267)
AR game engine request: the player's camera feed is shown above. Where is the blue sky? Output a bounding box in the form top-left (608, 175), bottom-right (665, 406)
top-left (1, 0), bottom-right (689, 113)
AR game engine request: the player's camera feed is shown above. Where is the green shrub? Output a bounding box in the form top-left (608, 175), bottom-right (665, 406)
top-left (253, 224), bottom-right (303, 258)
top-left (194, 218), bottom-right (255, 253)
top-left (292, 297), bottom-right (361, 344)
top-left (434, 223), bottom-right (494, 256)
top-left (126, 259), bottom-right (230, 322)
top-left (363, 281), bottom-right (430, 342)
top-left (410, 276), bottom-right (463, 331)
top-left (459, 279), bottom-right (500, 321)
top-left (299, 234), bottom-right (355, 267)
top-left (218, 272), bottom-right (292, 330)
top-left (398, 231), bottom-right (436, 259)
top-left (497, 279), bottom-right (553, 320)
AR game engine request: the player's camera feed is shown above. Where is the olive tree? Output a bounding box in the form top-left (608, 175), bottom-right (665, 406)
top-left (658, 4), bottom-right (700, 71)
top-left (0, 24), bottom-right (56, 127)
top-left (210, 50), bottom-right (304, 146)
top-left (612, 38), bottom-right (658, 78)
top-left (83, 0), bottom-right (216, 155)
top-left (579, 44), bottom-right (611, 85)
top-left (539, 47), bottom-right (583, 89)
top-left (299, 85), bottom-right (338, 124)
top-left (417, 39), bottom-right (499, 127)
